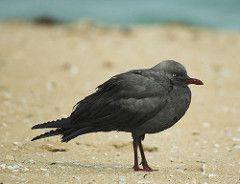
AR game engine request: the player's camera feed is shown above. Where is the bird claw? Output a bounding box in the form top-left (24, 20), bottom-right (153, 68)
top-left (133, 165), bottom-right (143, 171)
top-left (142, 164), bottom-right (158, 172)
top-left (133, 165), bottom-right (158, 172)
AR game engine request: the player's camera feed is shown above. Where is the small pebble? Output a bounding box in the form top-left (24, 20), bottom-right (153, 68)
top-left (201, 164), bottom-right (206, 175)
top-left (4, 164), bottom-right (22, 172)
top-left (40, 168), bottom-right (48, 172)
top-left (192, 131), bottom-right (200, 136)
top-left (118, 176), bottom-right (126, 184)
top-left (28, 159), bottom-right (36, 164)
top-left (0, 164), bottom-right (6, 169)
top-left (233, 137), bottom-right (240, 142)
top-left (44, 172), bottom-right (50, 177)
top-left (73, 176), bottom-right (80, 181)
top-left (13, 142), bottom-right (23, 147)
top-left (234, 144), bottom-right (240, 149)
top-left (208, 173), bottom-right (217, 178)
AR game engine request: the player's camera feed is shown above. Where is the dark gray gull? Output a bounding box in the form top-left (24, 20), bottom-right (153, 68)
top-left (31, 60), bottom-right (203, 172)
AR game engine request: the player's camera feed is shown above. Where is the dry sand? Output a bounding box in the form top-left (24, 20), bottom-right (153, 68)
top-left (0, 21), bottom-right (240, 184)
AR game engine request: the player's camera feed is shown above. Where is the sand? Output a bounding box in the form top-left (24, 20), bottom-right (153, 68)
top-left (0, 21), bottom-right (240, 184)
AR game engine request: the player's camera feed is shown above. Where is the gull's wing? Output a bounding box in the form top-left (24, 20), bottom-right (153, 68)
top-left (69, 69), bottom-right (171, 131)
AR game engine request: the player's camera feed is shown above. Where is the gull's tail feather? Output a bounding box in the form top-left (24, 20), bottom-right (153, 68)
top-left (31, 117), bottom-right (95, 142)
top-left (31, 128), bottom-right (63, 141)
top-left (31, 118), bottom-right (70, 129)
top-left (61, 127), bottom-right (93, 143)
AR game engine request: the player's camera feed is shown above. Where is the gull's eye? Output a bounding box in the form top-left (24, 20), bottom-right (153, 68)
top-left (172, 73), bottom-right (177, 77)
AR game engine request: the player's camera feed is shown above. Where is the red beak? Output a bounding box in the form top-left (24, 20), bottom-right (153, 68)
top-left (186, 77), bottom-right (204, 85)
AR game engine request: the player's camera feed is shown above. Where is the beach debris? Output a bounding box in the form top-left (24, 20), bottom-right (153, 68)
top-left (208, 173), bottom-right (217, 178)
top-left (176, 167), bottom-right (186, 174)
top-left (192, 131), bottom-right (200, 136)
top-left (0, 164), bottom-right (6, 170)
top-left (25, 159), bottom-right (36, 164)
top-left (118, 175), bottom-right (126, 184)
top-left (40, 144), bottom-right (67, 152)
top-left (200, 164), bottom-right (206, 175)
top-left (73, 176), bottom-right (80, 181)
top-left (75, 142), bottom-right (96, 147)
top-left (233, 144), bottom-right (240, 149)
top-left (45, 172), bottom-right (50, 177)
top-left (40, 167), bottom-right (48, 172)
top-left (232, 137), bottom-right (240, 142)
top-left (143, 174), bottom-right (148, 178)
top-left (144, 146), bottom-right (158, 152)
top-left (196, 160), bottom-right (206, 164)
top-left (0, 163), bottom-right (29, 172)
top-left (13, 141), bottom-right (24, 147)
top-left (40, 167), bottom-right (50, 176)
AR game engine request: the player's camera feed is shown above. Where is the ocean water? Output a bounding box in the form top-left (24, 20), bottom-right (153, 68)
top-left (0, 0), bottom-right (240, 30)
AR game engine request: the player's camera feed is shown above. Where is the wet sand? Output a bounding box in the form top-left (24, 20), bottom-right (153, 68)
top-left (0, 22), bottom-right (240, 183)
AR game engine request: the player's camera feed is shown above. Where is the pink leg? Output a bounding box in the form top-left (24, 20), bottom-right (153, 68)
top-left (132, 138), bottom-right (143, 171)
top-left (138, 138), bottom-right (158, 172)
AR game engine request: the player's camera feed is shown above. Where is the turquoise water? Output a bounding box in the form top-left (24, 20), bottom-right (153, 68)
top-left (0, 0), bottom-right (240, 30)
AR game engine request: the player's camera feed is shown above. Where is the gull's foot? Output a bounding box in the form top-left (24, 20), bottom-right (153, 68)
top-left (142, 164), bottom-right (158, 172)
top-left (133, 165), bottom-right (143, 171)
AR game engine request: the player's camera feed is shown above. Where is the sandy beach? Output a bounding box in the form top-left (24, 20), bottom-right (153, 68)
top-left (0, 21), bottom-right (240, 183)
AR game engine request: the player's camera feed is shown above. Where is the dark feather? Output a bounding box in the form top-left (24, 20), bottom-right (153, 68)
top-left (31, 129), bottom-right (63, 141)
top-left (61, 127), bottom-right (93, 142)
top-left (31, 118), bottom-right (70, 129)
